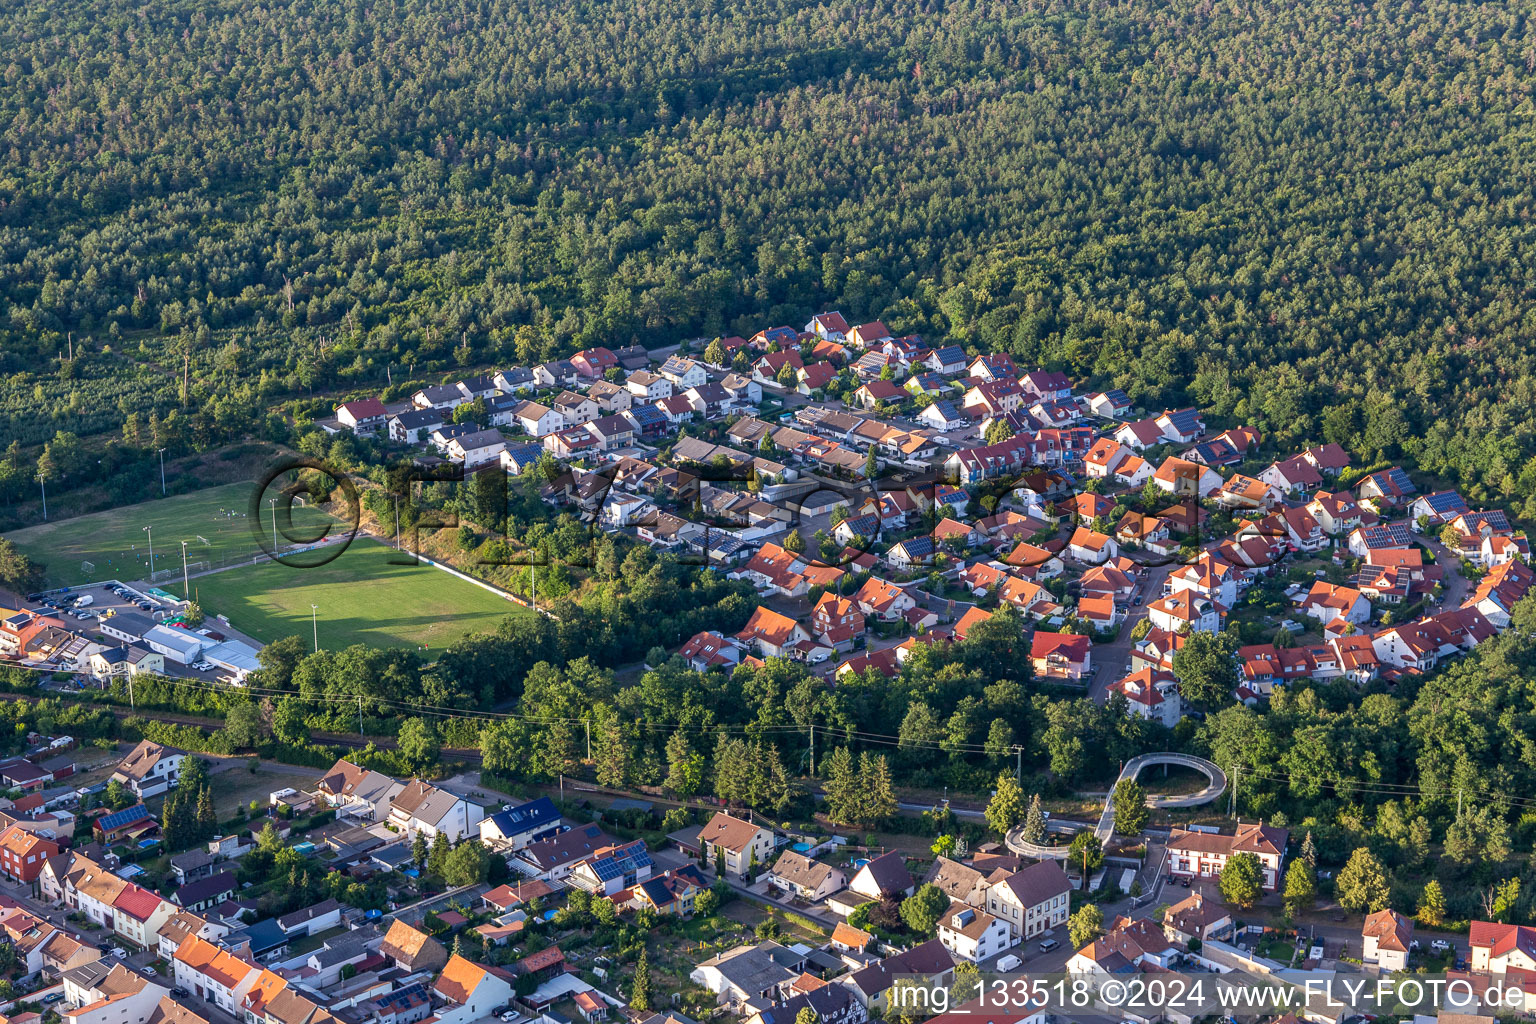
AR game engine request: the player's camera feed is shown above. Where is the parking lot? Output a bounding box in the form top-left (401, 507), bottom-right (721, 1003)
top-left (27, 579), bottom-right (174, 627)
top-left (19, 578), bottom-right (260, 684)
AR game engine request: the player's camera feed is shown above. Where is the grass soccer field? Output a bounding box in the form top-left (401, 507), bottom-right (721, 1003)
top-left (188, 538), bottom-right (531, 650)
top-left (5, 482), bottom-right (337, 588)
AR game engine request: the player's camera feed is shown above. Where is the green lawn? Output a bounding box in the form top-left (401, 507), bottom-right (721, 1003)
top-left (6, 482), bottom-right (336, 587)
top-left (189, 538), bottom-right (531, 650)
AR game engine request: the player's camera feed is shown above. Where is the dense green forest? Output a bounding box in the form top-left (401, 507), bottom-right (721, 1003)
top-left (4, 0), bottom-right (1536, 512)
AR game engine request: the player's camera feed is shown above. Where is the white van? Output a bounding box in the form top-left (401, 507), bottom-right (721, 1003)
top-left (75, 594), bottom-right (94, 607)
top-left (996, 954), bottom-right (1022, 972)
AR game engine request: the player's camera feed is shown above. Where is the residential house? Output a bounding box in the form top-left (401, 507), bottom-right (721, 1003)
top-left (806, 313), bottom-right (852, 340)
top-left (1161, 891), bottom-right (1233, 946)
top-left (111, 882), bottom-right (177, 949)
top-left (1408, 490), bottom-right (1469, 527)
top-left (314, 759), bottom-right (405, 821)
top-left (848, 322), bottom-right (895, 349)
top-left (1167, 823), bottom-right (1288, 890)
top-left (1301, 582), bottom-right (1371, 627)
top-left (938, 907), bottom-right (1015, 963)
top-left (851, 381), bottom-right (903, 409)
top-left (0, 823), bottom-right (61, 884)
top-left (744, 980), bottom-right (866, 1024)
top-left (172, 935), bottom-right (259, 1014)
top-left (617, 866), bottom-right (706, 917)
top-left (586, 380), bottom-right (633, 413)
top-left (571, 347), bottom-right (619, 379)
top-left (1067, 528), bottom-right (1117, 565)
top-left (1084, 438), bottom-right (1130, 478)
top-left (984, 861), bottom-right (1071, 940)
top-left (842, 939), bottom-right (954, 1011)
top-left (811, 594), bottom-right (865, 652)
top-left (61, 962), bottom-right (169, 1024)
top-left (513, 823), bottom-right (617, 882)
top-left (1470, 921), bottom-right (1536, 973)
top-left (1152, 456), bottom-right (1221, 497)
top-left (678, 630), bottom-right (745, 672)
top-left (736, 605), bottom-right (815, 660)
top-left (1030, 633), bottom-right (1091, 681)
top-left (430, 955), bottom-right (516, 1024)
top-left (659, 356), bottom-right (708, 390)
top-left (566, 841), bottom-right (655, 896)
top-left (93, 804), bottom-right (157, 845)
top-left (585, 414), bottom-right (635, 450)
top-left (847, 851), bottom-right (915, 903)
top-left (1106, 669), bottom-right (1182, 729)
top-left (1357, 467), bottom-right (1417, 507)
top-left (1261, 456), bottom-right (1324, 498)
top-left (766, 852), bottom-right (846, 902)
top-left (335, 399), bottom-right (389, 435)
top-left (171, 871), bottom-right (237, 912)
top-left (493, 368), bottom-right (536, 393)
top-left (1362, 909), bottom-right (1413, 971)
top-left (625, 370), bottom-right (673, 401)
top-left (379, 919), bottom-right (448, 974)
top-left (1154, 408), bottom-right (1205, 443)
top-left (700, 813), bottom-right (775, 879)
top-left (533, 360), bottom-right (580, 388)
top-left (1087, 390), bottom-right (1132, 418)
top-left (917, 401), bottom-right (967, 432)
top-left (479, 797), bottom-right (563, 852)
top-left (552, 390), bottom-right (599, 426)
top-left (412, 385), bottom-right (467, 411)
top-left (850, 577), bottom-right (917, 623)
top-left (445, 429), bottom-right (506, 468)
top-left (509, 400), bottom-right (563, 437)
top-left (111, 741), bottom-right (186, 800)
top-left (1112, 455), bottom-right (1153, 489)
top-left (1147, 592), bottom-right (1221, 634)
top-left (690, 942), bottom-right (800, 1009)
top-left (386, 780), bottom-right (485, 843)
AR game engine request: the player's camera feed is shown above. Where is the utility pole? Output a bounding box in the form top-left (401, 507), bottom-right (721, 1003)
top-left (270, 497), bottom-right (278, 557)
top-left (180, 540), bottom-right (190, 597)
top-left (128, 675), bottom-right (135, 709)
top-left (1012, 744), bottom-right (1024, 782)
top-left (143, 527), bottom-right (155, 580)
top-left (311, 603), bottom-right (319, 653)
top-left (358, 695), bottom-right (365, 738)
top-left (585, 720), bottom-right (591, 761)
top-left (809, 722), bottom-right (815, 777)
top-left (157, 448), bottom-right (167, 496)
top-left (39, 475), bottom-right (47, 521)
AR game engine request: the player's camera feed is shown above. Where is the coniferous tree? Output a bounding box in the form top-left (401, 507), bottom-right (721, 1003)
top-left (1023, 794), bottom-right (1048, 845)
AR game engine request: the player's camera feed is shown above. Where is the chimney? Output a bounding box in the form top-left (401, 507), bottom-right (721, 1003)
top-left (1194, 891), bottom-right (1202, 909)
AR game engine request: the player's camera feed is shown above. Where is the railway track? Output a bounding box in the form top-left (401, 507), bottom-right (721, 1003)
top-left (0, 690), bottom-right (484, 765)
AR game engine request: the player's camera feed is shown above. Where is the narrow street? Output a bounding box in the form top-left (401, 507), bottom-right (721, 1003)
top-left (1089, 561), bottom-right (1175, 702)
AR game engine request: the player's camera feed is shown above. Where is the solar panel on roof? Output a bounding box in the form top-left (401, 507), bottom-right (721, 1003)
top-left (99, 805), bottom-right (153, 830)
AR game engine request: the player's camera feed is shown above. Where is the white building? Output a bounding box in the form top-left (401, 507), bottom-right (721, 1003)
top-left (938, 907), bottom-right (1015, 963)
top-left (111, 740), bottom-right (187, 799)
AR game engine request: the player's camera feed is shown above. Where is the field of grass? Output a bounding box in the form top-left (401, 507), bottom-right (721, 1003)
top-left (6, 482), bottom-right (337, 587)
top-left (189, 538), bottom-right (531, 650)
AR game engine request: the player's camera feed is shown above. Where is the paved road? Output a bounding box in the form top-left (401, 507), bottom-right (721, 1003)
top-left (1089, 562), bottom-right (1174, 701)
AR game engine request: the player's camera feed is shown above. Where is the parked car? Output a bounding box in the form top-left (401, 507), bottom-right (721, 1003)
top-left (42, 993), bottom-right (64, 1004)
top-left (1039, 938), bottom-right (1060, 952)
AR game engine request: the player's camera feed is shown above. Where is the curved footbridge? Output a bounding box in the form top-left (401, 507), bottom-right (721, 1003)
top-left (1006, 752), bottom-right (1226, 859)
